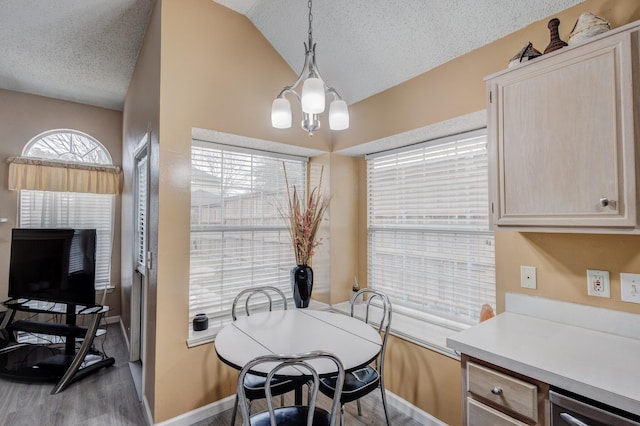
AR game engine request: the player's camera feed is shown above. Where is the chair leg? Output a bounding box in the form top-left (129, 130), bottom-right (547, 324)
top-left (231, 396), bottom-right (252, 426)
top-left (230, 394), bottom-right (239, 426)
top-left (340, 404), bottom-right (345, 426)
top-left (379, 386), bottom-right (391, 426)
top-left (356, 399), bottom-right (362, 416)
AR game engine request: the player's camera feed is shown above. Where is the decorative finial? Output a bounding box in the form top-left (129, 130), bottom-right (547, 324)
top-left (544, 18), bottom-right (568, 54)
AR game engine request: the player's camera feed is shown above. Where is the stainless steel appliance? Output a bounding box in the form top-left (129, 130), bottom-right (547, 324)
top-left (550, 389), bottom-right (640, 426)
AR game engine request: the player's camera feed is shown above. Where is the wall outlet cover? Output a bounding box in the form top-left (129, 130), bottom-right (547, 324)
top-left (520, 266), bottom-right (537, 289)
top-left (586, 269), bottom-right (610, 298)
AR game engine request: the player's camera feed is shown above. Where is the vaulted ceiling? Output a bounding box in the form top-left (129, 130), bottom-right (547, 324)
top-left (0, 0), bottom-right (582, 111)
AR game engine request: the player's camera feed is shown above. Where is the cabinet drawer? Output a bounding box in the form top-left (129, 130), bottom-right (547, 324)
top-left (467, 397), bottom-right (529, 426)
top-left (467, 362), bottom-right (538, 422)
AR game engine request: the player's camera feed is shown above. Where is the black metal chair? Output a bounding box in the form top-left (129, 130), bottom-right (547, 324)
top-left (238, 351), bottom-right (345, 426)
top-left (318, 288), bottom-right (392, 426)
top-left (230, 286), bottom-right (299, 426)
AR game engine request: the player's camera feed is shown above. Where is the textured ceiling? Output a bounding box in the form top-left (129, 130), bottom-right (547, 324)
top-left (0, 0), bottom-right (154, 110)
top-left (0, 0), bottom-right (583, 111)
top-left (217, 0), bottom-right (584, 104)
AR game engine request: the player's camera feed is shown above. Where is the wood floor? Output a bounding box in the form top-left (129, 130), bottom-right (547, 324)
top-left (0, 323), bottom-right (147, 426)
top-left (192, 370), bottom-right (427, 426)
top-left (0, 325), bottom-right (424, 425)
top-left (193, 393), bottom-right (426, 426)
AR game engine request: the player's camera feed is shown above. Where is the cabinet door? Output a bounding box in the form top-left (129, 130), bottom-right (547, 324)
top-left (488, 29), bottom-right (638, 230)
top-left (467, 398), bottom-right (529, 426)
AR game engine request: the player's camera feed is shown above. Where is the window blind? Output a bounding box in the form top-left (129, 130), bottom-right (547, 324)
top-left (19, 190), bottom-right (115, 290)
top-left (135, 153), bottom-right (148, 273)
top-left (189, 140), bottom-right (306, 328)
top-left (366, 129), bottom-right (495, 327)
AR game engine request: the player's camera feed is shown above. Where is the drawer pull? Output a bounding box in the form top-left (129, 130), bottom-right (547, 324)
top-left (490, 387), bottom-right (503, 395)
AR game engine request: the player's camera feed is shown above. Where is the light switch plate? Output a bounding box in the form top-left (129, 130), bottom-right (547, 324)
top-left (587, 269), bottom-right (610, 298)
top-left (520, 266), bottom-right (537, 289)
top-left (620, 273), bottom-right (640, 304)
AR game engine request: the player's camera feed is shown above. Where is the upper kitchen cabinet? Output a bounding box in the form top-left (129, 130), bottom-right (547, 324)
top-left (486, 20), bottom-right (640, 233)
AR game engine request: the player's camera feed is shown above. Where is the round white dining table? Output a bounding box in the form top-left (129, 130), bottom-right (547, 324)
top-left (214, 308), bottom-right (382, 377)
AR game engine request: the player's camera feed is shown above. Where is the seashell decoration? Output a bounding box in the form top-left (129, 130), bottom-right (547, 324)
top-left (508, 42), bottom-right (542, 68)
top-left (568, 12), bottom-right (611, 45)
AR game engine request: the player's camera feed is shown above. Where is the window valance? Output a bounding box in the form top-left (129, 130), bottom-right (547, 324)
top-left (7, 157), bottom-right (123, 195)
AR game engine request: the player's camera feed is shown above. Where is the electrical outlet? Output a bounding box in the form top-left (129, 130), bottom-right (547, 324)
top-left (586, 269), bottom-right (610, 298)
top-left (520, 266), bottom-right (537, 289)
top-left (620, 273), bottom-right (640, 304)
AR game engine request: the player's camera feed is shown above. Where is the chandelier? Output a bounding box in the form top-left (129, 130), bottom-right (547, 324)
top-left (271, 0), bottom-right (349, 136)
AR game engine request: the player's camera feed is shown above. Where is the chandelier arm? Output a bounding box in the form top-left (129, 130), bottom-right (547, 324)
top-left (276, 42), bottom-right (314, 101)
top-left (325, 87), bottom-right (344, 101)
top-left (277, 87), bottom-right (301, 103)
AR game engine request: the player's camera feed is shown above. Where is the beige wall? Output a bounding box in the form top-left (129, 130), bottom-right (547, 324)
top-left (122, 0), bottom-right (162, 415)
top-left (124, 0), bottom-right (640, 424)
top-left (0, 88), bottom-right (123, 316)
top-left (310, 154), bottom-right (360, 305)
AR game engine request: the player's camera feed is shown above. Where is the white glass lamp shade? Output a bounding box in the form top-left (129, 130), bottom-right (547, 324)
top-left (329, 99), bottom-right (349, 130)
top-left (301, 78), bottom-right (325, 113)
top-left (271, 98), bottom-right (292, 129)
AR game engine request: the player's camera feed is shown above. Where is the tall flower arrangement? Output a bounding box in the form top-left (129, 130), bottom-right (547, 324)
top-left (281, 164), bottom-right (330, 266)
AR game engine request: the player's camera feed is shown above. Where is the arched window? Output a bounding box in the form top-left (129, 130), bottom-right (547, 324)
top-left (23, 129), bottom-right (113, 164)
top-left (18, 129), bottom-right (116, 295)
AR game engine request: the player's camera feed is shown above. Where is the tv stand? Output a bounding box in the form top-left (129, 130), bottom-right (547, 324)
top-left (0, 299), bottom-right (115, 394)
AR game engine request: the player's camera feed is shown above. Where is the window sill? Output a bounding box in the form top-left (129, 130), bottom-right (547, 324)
top-left (331, 301), bottom-right (464, 360)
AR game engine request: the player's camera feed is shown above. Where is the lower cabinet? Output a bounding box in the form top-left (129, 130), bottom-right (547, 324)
top-left (467, 398), bottom-right (529, 426)
top-left (462, 355), bottom-right (549, 425)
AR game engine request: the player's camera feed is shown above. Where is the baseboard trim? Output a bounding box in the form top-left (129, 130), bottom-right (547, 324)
top-left (152, 391), bottom-right (446, 426)
top-left (103, 314), bottom-right (121, 325)
top-left (386, 391), bottom-right (448, 425)
top-left (153, 395), bottom-right (236, 426)
top-left (143, 394), bottom-right (155, 426)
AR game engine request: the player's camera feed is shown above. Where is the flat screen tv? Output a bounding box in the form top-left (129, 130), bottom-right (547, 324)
top-left (8, 228), bottom-right (97, 307)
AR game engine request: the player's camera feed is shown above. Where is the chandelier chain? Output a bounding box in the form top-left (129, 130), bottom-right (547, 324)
top-left (308, 0), bottom-right (313, 38)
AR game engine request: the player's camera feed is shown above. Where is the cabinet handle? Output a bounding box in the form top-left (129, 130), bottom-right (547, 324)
top-left (559, 412), bottom-right (590, 426)
top-left (599, 197), bottom-right (616, 208)
top-left (490, 387), bottom-right (503, 395)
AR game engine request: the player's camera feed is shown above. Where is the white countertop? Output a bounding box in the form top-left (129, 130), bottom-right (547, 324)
top-left (447, 311), bottom-right (640, 415)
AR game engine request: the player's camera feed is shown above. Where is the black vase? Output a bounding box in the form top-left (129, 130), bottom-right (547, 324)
top-left (291, 264), bottom-right (313, 308)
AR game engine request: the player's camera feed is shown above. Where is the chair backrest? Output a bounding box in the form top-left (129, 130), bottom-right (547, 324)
top-left (238, 351), bottom-right (345, 426)
top-left (231, 286), bottom-right (288, 321)
top-left (350, 288), bottom-right (392, 372)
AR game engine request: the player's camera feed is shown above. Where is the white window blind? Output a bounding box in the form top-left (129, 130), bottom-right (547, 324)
top-left (19, 190), bottom-right (115, 290)
top-left (189, 140), bottom-right (306, 329)
top-left (135, 152), bottom-right (148, 273)
top-left (366, 129), bottom-right (495, 327)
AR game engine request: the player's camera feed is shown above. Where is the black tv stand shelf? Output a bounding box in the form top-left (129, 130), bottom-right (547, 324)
top-left (0, 299), bottom-right (115, 394)
top-left (7, 320), bottom-right (89, 337)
